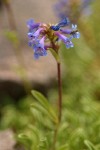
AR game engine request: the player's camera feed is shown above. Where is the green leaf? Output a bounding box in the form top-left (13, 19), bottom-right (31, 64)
top-left (39, 137), bottom-right (48, 150)
top-left (29, 126), bottom-right (40, 149)
top-left (31, 90), bottom-right (49, 109)
top-left (18, 133), bottom-right (32, 149)
top-left (29, 126), bottom-right (40, 142)
top-left (58, 144), bottom-right (69, 150)
top-left (49, 48), bottom-right (60, 63)
top-left (31, 103), bottom-right (53, 123)
top-left (84, 140), bottom-right (97, 150)
top-left (31, 90), bottom-right (58, 124)
top-left (31, 103), bottom-right (56, 129)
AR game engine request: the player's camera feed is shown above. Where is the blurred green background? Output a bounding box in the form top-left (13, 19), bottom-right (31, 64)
top-left (0, 0), bottom-right (100, 150)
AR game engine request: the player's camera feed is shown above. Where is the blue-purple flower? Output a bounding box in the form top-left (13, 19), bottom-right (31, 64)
top-left (60, 24), bottom-right (80, 39)
top-left (33, 36), bottom-right (47, 59)
top-left (27, 17), bottom-right (80, 59)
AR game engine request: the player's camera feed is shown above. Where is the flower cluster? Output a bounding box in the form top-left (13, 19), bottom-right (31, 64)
top-left (54, 0), bottom-right (93, 23)
top-left (27, 18), bottom-right (80, 59)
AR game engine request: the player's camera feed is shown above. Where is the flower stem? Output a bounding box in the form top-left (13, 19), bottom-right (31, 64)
top-left (57, 61), bottom-right (62, 122)
top-left (52, 61), bottom-right (62, 150)
top-left (50, 42), bottom-right (62, 150)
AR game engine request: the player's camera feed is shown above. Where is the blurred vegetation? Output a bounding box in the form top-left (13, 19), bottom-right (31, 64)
top-left (0, 90), bottom-right (100, 150)
top-left (0, 0), bottom-right (100, 150)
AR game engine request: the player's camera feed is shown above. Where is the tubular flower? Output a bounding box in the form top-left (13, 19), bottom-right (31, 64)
top-left (27, 18), bottom-right (80, 59)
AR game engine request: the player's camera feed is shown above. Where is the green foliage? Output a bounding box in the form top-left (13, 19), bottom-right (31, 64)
top-left (15, 91), bottom-right (100, 150)
top-left (18, 126), bottom-right (49, 150)
top-left (84, 140), bottom-right (97, 150)
top-left (0, 90), bottom-right (100, 150)
top-left (31, 90), bottom-right (58, 124)
top-left (0, 96), bottom-right (34, 131)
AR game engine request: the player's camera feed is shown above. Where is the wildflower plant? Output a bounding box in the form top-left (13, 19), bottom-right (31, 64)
top-left (17, 17), bottom-right (80, 150)
top-left (27, 16), bottom-right (80, 121)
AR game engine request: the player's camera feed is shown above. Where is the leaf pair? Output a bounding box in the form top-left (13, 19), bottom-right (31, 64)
top-left (31, 90), bottom-right (58, 124)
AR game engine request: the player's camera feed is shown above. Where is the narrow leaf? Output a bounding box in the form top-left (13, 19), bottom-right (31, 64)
top-left (29, 126), bottom-right (40, 146)
top-left (31, 103), bottom-right (56, 124)
top-left (31, 90), bottom-right (58, 124)
top-left (31, 90), bottom-right (49, 108)
top-left (84, 140), bottom-right (97, 150)
top-left (18, 133), bottom-right (32, 149)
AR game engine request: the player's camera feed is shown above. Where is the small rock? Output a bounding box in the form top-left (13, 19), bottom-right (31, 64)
top-left (0, 129), bottom-right (16, 150)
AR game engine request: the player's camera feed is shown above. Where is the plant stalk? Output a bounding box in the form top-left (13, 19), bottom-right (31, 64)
top-left (57, 62), bottom-right (62, 122)
top-left (50, 41), bottom-right (62, 150)
top-left (52, 58), bottom-right (62, 150)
